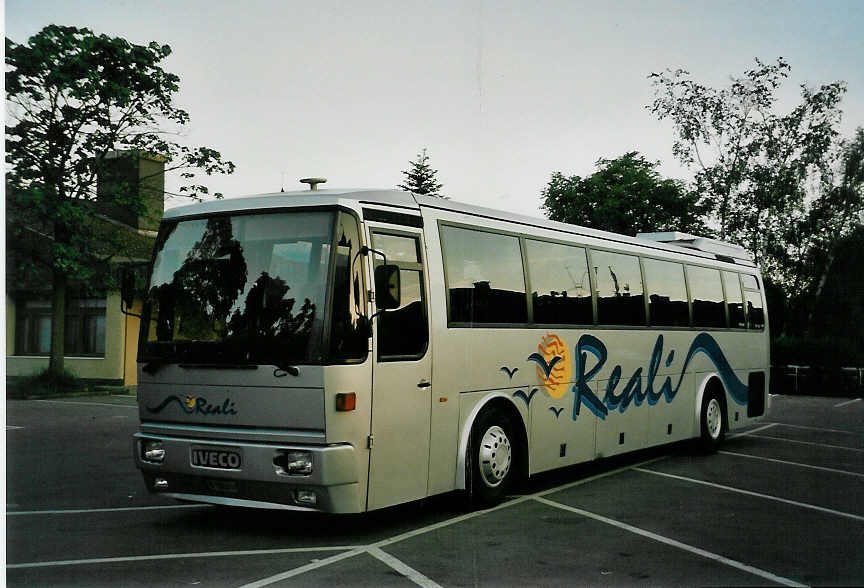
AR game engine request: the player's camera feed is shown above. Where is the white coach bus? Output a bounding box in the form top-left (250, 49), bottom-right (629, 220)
top-left (132, 185), bottom-right (769, 513)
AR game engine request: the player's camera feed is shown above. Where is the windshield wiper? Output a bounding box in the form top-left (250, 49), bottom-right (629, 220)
top-left (141, 359), bottom-right (169, 375)
top-left (178, 363), bottom-right (258, 370)
top-left (273, 363), bottom-right (300, 377)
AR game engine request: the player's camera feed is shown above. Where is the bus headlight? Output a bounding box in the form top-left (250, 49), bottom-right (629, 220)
top-left (274, 450), bottom-right (313, 476)
top-left (142, 440), bottom-right (165, 463)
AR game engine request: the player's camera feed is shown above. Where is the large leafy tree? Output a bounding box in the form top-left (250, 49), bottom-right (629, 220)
top-left (6, 25), bottom-right (235, 377)
top-left (541, 151), bottom-right (708, 235)
top-left (398, 148), bottom-right (444, 197)
top-left (647, 58), bottom-right (846, 283)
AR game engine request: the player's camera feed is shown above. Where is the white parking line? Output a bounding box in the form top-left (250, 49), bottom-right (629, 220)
top-left (7, 546), bottom-right (361, 570)
top-left (7, 504), bottom-right (209, 516)
top-left (534, 496), bottom-right (806, 588)
top-left (728, 423), bottom-right (777, 439)
top-left (239, 455), bottom-right (669, 588)
top-left (719, 450), bottom-right (864, 478)
top-left (746, 434), bottom-right (864, 452)
top-left (834, 398), bottom-right (862, 408)
top-left (368, 547), bottom-right (443, 588)
top-left (764, 422), bottom-right (860, 435)
top-left (634, 467), bottom-right (864, 522)
top-left (34, 399), bottom-right (137, 409)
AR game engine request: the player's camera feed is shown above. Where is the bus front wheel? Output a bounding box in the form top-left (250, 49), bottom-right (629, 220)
top-left (699, 390), bottom-right (726, 452)
top-left (467, 408), bottom-right (517, 507)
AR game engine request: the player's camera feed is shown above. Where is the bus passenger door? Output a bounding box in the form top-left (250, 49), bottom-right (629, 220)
top-left (367, 228), bottom-right (432, 510)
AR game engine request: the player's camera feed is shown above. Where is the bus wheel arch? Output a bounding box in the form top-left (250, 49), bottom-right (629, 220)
top-left (457, 395), bottom-right (528, 502)
top-left (697, 376), bottom-right (728, 452)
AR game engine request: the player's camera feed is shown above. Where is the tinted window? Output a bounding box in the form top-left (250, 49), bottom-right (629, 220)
top-left (372, 233), bottom-right (428, 358)
top-left (688, 265), bottom-right (725, 328)
top-left (742, 275), bottom-right (765, 330)
top-left (526, 239), bottom-right (593, 325)
top-left (441, 226), bottom-right (527, 324)
top-left (723, 271), bottom-right (746, 328)
top-left (741, 274), bottom-right (760, 290)
top-left (591, 250), bottom-right (645, 326)
top-left (329, 212), bottom-right (368, 361)
top-left (643, 258), bottom-right (689, 327)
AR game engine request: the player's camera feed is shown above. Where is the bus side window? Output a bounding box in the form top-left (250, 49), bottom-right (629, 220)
top-left (440, 226), bottom-right (527, 325)
top-left (687, 265), bottom-right (725, 329)
top-left (372, 232), bottom-right (428, 359)
top-left (525, 239), bottom-right (593, 325)
top-left (643, 258), bottom-right (689, 327)
top-left (591, 250), bottom-right (645, 326)
top-left (741, 274), bottom-right (764, 330)
top-left (723, 270), bottom-right (746, 328)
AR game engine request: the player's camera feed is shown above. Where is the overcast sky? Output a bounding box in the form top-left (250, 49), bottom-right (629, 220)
top-left (6, 0), bottom-right (864, 217)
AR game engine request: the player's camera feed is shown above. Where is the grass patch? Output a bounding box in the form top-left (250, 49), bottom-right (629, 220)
top-left (7, 368), bottom-right (90, 399)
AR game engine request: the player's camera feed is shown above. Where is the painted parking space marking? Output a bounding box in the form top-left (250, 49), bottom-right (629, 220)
top-left (239, 455), bottom-right (669, 588)
top-left (763, 422), bottom-right (861, 435)
top-left (745, 434), bottom-right (864, 452)
top-left (33, 399), bottom-right (137, 409)
top-left (534, 496), bottom-right (806, 588)
top-left (728, 423), bottom-right (777, 439)
top-left (7, 546), bottom-right (361, 570)
top-left (834, 398), bottom-right (862, 408)
top-left (635, 467), bottom-right (864, 522)
top-left (368, 547), bottom-right (443, 588)
top-left (7, 504), bottom-right (209, 516)
top-left (719, 450), bottom-right (864, 478)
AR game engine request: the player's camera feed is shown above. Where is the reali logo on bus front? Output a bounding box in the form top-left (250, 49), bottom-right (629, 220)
top-left (526, 332), bottom-right (749, 421)
top-left (146, 395), bottom-right (238, 416)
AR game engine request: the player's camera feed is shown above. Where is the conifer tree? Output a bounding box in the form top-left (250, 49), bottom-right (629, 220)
top-left (398, 148), bottom-right (444, 197)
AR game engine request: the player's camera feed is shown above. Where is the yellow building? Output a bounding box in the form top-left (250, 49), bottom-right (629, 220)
top-left (6, 152), bottom-right (163, 389)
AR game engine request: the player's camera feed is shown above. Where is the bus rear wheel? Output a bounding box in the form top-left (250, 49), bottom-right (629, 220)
top-left (699, 390), bottom-right (726, 452)
top-left (468, 408), bottom-right (517, 507)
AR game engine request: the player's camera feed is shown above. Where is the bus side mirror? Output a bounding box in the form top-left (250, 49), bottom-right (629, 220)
top-left (374, 265), bottom-right (401, 310)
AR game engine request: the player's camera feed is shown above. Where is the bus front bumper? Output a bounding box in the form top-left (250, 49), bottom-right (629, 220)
top-left (133, 433), bottom-right (364, 513)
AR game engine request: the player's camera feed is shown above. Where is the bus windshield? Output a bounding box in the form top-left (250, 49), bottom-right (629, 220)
top-left (140, 211), bottom-right (334, 366)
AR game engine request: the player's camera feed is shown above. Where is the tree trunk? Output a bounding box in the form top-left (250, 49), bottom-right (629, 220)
top-left (49, 269), bottom-right (67, 377)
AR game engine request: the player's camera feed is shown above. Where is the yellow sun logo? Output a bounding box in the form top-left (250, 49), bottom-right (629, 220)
top-left (184, 396), bottom-right (197, 410)
top-left (536, 334), bottom-right (571, 399)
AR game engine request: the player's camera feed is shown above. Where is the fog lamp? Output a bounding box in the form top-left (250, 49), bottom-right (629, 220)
top-left (295, 489), bottom-right (317, 506)
top-left (154, 477), bottom-right (169, 489)
top-left (143, 440), bottom-right (165, 463)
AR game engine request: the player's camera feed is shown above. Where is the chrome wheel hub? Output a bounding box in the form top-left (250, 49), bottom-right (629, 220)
top-left (478, 425), bottom-right (512, 488)
top-left (706, 398), bottom-right (722, 439)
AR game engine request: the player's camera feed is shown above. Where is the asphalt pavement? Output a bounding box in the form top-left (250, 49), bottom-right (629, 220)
top-left (5, 394), bottom-right (864, 586)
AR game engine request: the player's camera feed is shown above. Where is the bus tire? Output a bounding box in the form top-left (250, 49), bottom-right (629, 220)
top-left (467, 408), bottom-right (517, 507)
top-left (699, 390), bottom-right (726, 452)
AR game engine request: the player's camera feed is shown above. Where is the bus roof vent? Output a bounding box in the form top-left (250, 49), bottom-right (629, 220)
top-left (299, 177), bottom-right (327, 191)
top-left (636, 231), bottom-right (753, 261)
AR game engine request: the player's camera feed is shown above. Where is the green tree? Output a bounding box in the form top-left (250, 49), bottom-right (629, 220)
top-left (647, 58), bottom-right (846, 283)
top-left (541, 151), bottom-right (708, 235)
top-left (398, 148), bottom-right (444, 197)
top-left (5, 25), bottom-right (235, 377)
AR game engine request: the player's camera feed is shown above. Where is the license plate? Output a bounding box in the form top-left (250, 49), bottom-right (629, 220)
top-left (191, 447), bottom-right (242, 470)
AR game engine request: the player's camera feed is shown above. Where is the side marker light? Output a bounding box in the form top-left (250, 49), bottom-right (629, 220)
top-left (336, 393), bottom-right (356, 411)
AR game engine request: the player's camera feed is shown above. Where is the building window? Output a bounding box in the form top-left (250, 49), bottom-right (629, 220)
top-left (16, 297), bottom-right (107, 356)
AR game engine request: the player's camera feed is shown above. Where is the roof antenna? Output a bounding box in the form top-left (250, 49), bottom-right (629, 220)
top-left (300, 177), bottom-right (327, 191)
